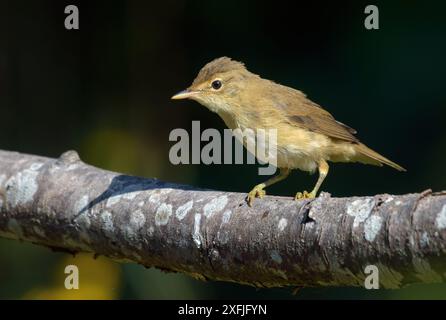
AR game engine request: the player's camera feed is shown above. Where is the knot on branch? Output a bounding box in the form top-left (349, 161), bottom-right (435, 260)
top-left (58, 150), bottom-right (81, 164)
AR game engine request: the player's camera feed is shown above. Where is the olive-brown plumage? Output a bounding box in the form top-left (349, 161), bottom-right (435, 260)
top-left (172, 57), bottom-right (405, 206)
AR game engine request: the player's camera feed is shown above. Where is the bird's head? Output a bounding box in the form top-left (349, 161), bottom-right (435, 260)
top-left (171, 57), bottom-right (256, 113)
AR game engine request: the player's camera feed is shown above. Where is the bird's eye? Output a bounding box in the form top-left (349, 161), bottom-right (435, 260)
top-left (211, 80), bottom-right (222, 90)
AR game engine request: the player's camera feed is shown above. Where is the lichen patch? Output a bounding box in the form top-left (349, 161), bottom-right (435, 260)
top-left (435, 204), bottom-right (446, 229)
top-left (221, 210), bottom-right (232, 224)
top-left (101, 210), bottom-right (114, 233)
top-left (346, 198), bottom-right (375, 228)
top-left (155, 203), bottom-right (173, 226)
top-left (203, 195), bottom-right (228, 218)
top-left (420, 231), bottom-right (430, 248)
top-left (175, 200), bottom-right (193, 220)
top-left (149, 189), bottom-right (172, 204)
top-left (277, 218), bottom-right (288, 232)
top-left (364, 215), bottom-right (383, 242)
top-left (385, 197), bottom-right (394, 203)
top-left (5, 163), bottom-right (43, 206)
top-left (193, 213), bottom-right (203, 248)
top-left (130, 209), bottom-right (146, 229)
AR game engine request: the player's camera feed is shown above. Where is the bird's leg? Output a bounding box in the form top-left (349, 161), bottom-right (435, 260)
top-left (247, 168), bottom-right (290, 206)
top-left (295, 160), bottom-right (329, 200)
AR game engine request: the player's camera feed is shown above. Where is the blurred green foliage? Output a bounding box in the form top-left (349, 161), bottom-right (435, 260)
top-left (0, 0), bottom-right (445, 299)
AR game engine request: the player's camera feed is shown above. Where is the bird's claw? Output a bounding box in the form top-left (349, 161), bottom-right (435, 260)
top-left (295, 190), bottom-right (316, 200)
top-left (247, 185), bottom-right (266, 207)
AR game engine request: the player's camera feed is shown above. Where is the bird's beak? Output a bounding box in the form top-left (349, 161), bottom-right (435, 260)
top-left (171, 89), bottom-right (199, 100)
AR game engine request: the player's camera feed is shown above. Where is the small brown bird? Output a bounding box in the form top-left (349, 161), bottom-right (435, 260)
top-left (172, 57), bottom-right (405, 206)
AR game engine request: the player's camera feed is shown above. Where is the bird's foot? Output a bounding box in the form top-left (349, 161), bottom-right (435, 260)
top-left (295, 190), bottom-right (316, 200)
top-left (247, 185), bottom-right (266, 207)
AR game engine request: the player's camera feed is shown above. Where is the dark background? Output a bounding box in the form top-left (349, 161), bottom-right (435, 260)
top-left (0, 0), bottom-right (445, 299)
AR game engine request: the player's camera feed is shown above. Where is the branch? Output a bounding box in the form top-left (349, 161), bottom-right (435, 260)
top-left (0, 149), bottom-right (445, 289)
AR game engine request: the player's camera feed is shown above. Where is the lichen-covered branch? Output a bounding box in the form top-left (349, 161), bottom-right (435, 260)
top-left (0, 149), bottom-right (445, 288)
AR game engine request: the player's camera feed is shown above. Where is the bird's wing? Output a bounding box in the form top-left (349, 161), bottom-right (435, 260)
top-left (276, 88), bottom-right (359, 142)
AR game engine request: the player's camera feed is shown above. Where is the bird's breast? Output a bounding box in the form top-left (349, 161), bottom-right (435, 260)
top-left (217, 109), bottom-right (347, 172)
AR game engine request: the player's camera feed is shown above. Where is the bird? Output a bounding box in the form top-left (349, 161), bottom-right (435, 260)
top-left (171, 57), bottom-right (405, 206)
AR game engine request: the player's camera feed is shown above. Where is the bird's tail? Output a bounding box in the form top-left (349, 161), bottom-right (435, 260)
top-left (354, 143), bottom-right (406, 171)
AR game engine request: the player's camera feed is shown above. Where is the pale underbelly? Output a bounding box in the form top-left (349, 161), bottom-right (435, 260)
top-left (221, 114), bottom-right (357, 172)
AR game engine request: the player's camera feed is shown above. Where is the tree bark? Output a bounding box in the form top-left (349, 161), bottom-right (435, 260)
top-left (0, 149), bottom-right (445, 288)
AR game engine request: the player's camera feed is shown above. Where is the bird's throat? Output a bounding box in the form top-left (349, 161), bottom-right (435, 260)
top-left (217, 110), bottom-right (240, 130)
